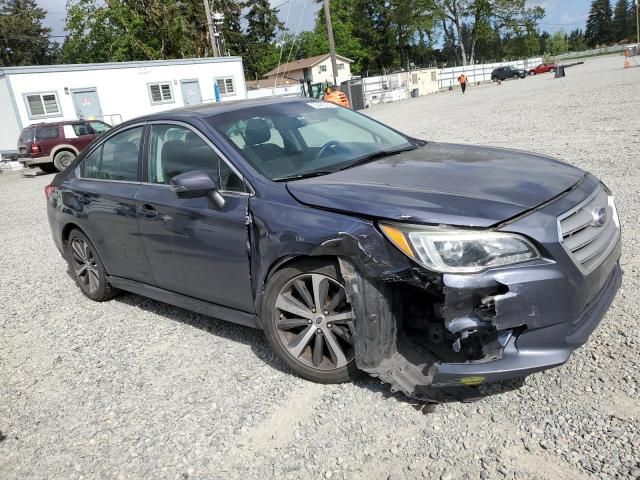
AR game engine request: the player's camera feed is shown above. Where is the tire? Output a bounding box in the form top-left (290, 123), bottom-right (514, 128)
top-left (39, 163), bottom-right (58, 174)
top-left (53, 150), bottom-right (76, 172)
top-left (530, 71), bottom-right (536, 76)
top-left (513, 73), bottom-right (519, 79)
top-left (66, 229), bottom-right (119, 302)
top-left (261, 259), bottom-right (360, 384)
top-left (492, 76), bottom-right (498, 82)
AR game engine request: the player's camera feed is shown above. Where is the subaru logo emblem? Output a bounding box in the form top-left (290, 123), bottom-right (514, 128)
top-left (591, 207), bottom-right (607, 227)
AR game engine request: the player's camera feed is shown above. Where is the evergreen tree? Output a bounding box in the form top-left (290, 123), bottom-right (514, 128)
top-left (585, 0), bottom-right (613, 47)
top-left (244, 0), bottom-right (283, 79)
top-left (628, 0), bottom-right (638, 40)
top-left (612, 0), bottom-right (630, 41)
top-left (213, 0), bottom-right (244, 57)
top-left (567, 29), bottom-right (588, 51)
top-left (0, 0), bottom-right (54, 66)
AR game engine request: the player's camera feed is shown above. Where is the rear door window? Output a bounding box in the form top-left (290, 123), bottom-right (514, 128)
top-left (35, 126), bottom-right (59, 140)
top-left (18, 128), bottom-right (34, 144)
top-left (82, 127), bottom-right (143, 181)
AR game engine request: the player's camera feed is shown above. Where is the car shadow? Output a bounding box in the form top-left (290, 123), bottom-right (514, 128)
top-left (110, 289), bottom-right (525, 411)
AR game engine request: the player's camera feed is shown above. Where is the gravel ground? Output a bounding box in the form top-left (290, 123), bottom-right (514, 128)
top-left (1, 54), bottom-right (639, 480)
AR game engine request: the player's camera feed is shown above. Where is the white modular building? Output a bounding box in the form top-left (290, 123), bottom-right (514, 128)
top-left (0, 56), bottom-right (247, 158)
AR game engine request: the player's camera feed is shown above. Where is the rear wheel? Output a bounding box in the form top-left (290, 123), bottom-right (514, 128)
top-left (39, 163), bottom-right (58, 174)
top-left (261, 259), bottom-right (359, 384)
top-left (53, 150), bottom-right (76, 172)
top-left (66, 230), bottom-right (119, 302)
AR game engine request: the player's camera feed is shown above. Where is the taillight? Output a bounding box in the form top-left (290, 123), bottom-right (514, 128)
top-left (44, 184), bottom-right (56, 200)
top-left (31, 143), bottom-right (41, 154)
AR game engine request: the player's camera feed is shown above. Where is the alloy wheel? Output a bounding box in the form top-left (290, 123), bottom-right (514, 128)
top-left (70, 237), bottom-right (100, 294)
top-left (274, 273), bottom-right (355, 370)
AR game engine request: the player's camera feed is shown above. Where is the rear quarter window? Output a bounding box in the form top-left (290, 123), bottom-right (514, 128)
top-left (35, 126), bottom-right (60, 140)
top-left (19, 128), bottom-right (34, 142)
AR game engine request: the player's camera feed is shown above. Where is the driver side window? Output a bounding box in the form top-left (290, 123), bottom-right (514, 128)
top-left (147, 124), bottom-right (245, 192)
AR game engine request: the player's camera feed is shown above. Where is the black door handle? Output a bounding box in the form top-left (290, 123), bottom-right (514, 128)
top-left (139, 204), bottom-right (159, 218)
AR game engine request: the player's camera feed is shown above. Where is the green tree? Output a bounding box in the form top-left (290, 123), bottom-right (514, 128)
top-left (435, 0), bottom-right (544, 65)
top-left (244, 0), bottom-right (283, 79)
top-left (612, 0), bottom-right (630, 41)
top-left (585, 0), bottom-right (613, 47)
top-left (629, 0), bottom-right (638, 41)
top-left (213, 0), bottom-right (244, 57)
top-left (544, 30), bottom-right (569, 56)
top-left (61, 0), bottom-right (211, 63)
top-left (0, 0), bottom-right (55, 66)
top-left (567, 28), bottom-right (588, 52)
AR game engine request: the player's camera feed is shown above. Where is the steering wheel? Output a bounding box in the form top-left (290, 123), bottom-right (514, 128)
top-left (316, 140), bottom-right (347, 159)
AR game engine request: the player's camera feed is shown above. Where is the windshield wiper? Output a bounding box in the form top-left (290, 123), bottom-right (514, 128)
top-left (274, 170), bottom-right (337, 182)
top-left (338, 145), bottom-right (419, 171)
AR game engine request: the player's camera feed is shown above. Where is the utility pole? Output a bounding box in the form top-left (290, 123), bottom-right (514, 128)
top-left (323, 0), bottom-right (339, 88)
top-left (203, 0), bottom-right (218, 57)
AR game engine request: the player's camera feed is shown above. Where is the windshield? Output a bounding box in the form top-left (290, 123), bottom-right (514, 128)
top-left (208, 101), bottom-right (413, 180)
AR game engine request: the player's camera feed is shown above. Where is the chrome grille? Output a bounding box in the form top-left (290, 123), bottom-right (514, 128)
top-left (557, 187), bottom-right (620, 274)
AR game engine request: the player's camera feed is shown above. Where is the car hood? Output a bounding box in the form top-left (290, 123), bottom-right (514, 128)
top-left (286, 142), bottom-right (585, 227)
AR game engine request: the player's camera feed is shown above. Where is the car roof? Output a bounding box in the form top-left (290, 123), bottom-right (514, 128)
top-left (25, 120), bottom-right (93, 129)
top-left (132, 96), bottom-right (318, 123)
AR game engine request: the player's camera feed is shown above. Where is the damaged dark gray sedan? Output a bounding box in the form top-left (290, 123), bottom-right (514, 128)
top-left (46, 98), bottom-right (622, 401)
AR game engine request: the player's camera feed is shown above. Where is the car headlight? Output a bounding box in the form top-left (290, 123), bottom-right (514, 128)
top-left (380, 223), bottom-right (540, 273)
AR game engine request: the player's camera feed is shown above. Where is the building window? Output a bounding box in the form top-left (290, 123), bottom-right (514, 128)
top-left (319, 65), bottom-right (327, 72)
top-left (337, 63), bottom-right (345, 70)
top-left (216, 78), bottom-right (235, 96)
top-left (24, 92), bottom-right (61, 118)
top-left (148, 82), bottom-right (174, 105)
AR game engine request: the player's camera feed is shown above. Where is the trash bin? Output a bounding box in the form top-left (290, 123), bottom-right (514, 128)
top-left (411, 88), bottom-right (419, 98)
top-left (555, 66), bottom-right (566, 78)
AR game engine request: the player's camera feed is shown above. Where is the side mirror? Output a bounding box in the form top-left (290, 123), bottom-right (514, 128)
top-left (170, 170), bottom-right (225, 210)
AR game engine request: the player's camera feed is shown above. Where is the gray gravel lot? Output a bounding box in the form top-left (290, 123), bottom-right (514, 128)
top-left (1, 54), bottom-right (639, 480)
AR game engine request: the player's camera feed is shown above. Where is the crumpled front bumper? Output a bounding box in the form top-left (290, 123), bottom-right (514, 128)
top-left (431, 259), bottom-right (622, 388)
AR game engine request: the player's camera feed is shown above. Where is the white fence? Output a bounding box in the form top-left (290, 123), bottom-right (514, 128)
top-left (555, 43), bottom-right (637, 60)
top-left (438, 57), bottom-right (542, 89)
top-left (247, 84), bottom-right (303, 99)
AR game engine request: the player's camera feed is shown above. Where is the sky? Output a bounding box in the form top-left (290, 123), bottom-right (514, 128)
top-left (38, 0), bottom-right (593, 42)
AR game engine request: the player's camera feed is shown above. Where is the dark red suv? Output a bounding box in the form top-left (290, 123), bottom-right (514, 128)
top-left (18, 120), bottom-right (111, 173)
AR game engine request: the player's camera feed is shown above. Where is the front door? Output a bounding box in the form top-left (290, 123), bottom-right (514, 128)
top-left (135, 123), bottom-right (254, 313)
top-left (180, 80), bottom-right (202, 106)
top-left (71, 88), bottom-right (103, 120)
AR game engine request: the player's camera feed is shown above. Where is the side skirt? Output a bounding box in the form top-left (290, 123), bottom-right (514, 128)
top-left (108, 276), bottom-right (260, 329)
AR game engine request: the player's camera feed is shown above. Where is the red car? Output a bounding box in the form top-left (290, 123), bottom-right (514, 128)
top-left (18, 120), bottom-right (111, 173)
top-left (528, 63), bottom-right (557, 75)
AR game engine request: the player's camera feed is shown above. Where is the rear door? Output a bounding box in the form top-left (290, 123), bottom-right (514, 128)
top-left (71, 88), bottom-right (103, 120)
top-left (71, 125), bottom-right (152, 281)
top-left (17, 127), bottom-right (34, 157)
top-left (135, 122), bottom-right (255, 312)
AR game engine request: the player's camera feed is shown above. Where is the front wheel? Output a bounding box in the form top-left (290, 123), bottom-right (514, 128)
top-left (261, 259), bottom-right (359, 384)
top-left (492, 76), bottom-right (498, 82)
top-left (513, 73), bottom-right (520, 79)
